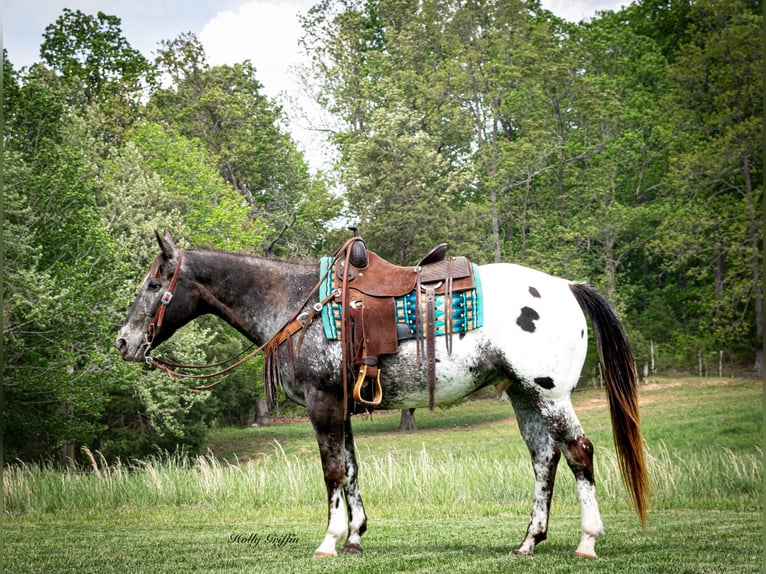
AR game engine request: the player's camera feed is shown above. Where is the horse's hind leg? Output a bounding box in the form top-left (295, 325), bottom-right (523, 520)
top-left (511, 392), bottom-right (604, 557)
top-left (563, 431), bottom-right (603, 558)
top-left (545, 401), bottom-right (603, 557)
top-left (340, 417), bottom-right (367, 555)
top-left (509, 393), bottom-right (561, 556)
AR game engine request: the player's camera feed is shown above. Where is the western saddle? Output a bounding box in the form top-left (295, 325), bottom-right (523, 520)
top-left (329, 229), bottom-right (477, 412)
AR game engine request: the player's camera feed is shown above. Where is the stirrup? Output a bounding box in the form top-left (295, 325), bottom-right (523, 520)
top-left (352, 364), bottom-right (383, 406)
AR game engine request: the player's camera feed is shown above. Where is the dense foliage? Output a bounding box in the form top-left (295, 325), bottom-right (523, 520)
top-left (3, 0), bottom-right (762, 463)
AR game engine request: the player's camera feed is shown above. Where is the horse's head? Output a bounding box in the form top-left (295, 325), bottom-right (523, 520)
top-left (116, 231), bottom-right (199, 361)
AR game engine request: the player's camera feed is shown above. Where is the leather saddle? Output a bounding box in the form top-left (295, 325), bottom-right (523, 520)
top-left (332, 233), bottom-right (476, 411)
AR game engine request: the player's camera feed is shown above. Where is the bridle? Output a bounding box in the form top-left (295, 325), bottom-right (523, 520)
top-left (139, 246), bottom-right (340, 392)
top-left (140, 236), bottom-right (360, 396)
top-left (144, 249), bottom-right (185, 354)
top-left (140, 247), bottom-right (273, 387)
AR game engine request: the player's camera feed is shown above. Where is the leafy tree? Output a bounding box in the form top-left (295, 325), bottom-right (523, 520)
top-left (39, 8), bottom-right (155, 140)
top-left (655, 0), bottom-right (763, 371)
top-left (342, 100), bottom-right (471, 263)
top-left (560, 11), bottom-right (669, 298)
top-left (622, 0), bottom-right (693, 60)
top-left (301, 0), bottom-right (761, 376)
top-left (150, 33), bottom-right (340, 257)
top-left (300, 0), bottom-right (387, 138)
top-left (126, 122), bottom-right (264, 252)
top-left (301, 0), bottom-right (493, 261)
top-left (2, 59), bottom-right (127, 462)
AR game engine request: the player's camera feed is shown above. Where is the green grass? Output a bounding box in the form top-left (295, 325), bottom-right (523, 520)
top-left (3, 378), bottom-right (763, 573)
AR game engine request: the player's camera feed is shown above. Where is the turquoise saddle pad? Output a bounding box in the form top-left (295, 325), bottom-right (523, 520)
top-left (318, 257), bottom-right (483, 341)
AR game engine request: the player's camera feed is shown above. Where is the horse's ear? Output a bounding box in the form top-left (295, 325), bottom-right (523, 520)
top-left (155, 230), bottom-right (179, 260)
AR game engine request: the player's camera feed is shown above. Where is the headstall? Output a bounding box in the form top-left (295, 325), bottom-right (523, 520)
top-left (144, 249), bottom-right (185, 350)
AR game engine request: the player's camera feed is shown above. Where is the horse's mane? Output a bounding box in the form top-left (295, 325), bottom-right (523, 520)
top-left (184, 244), bottom-right (321, 268)
top-left (146, 245), bottom-right (319, 279)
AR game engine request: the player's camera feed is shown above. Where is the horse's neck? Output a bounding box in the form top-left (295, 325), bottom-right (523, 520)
top-left (189, 250), bottom-right (317, 344)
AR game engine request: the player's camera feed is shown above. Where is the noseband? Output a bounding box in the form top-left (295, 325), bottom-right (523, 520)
top-left (144, 249), bottom-right (185, 354)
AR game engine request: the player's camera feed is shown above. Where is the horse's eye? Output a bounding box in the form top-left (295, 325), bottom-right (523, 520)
top-left (147, 279), bottom-right (162, 292)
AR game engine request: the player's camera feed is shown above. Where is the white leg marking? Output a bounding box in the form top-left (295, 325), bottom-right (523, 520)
top-left (343, 453), bottom-right (366, 550)
top-left (314, 488), bottom-right (348, 557)
top-left (574, 479), bottom-right (604, 558)
top-left (344, 492), bottom-right (365, 548)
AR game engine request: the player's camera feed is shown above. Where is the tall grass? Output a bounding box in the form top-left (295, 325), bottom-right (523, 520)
top-left (4, 440), bottom-right (761, 518)
top-left (4, 445), bottom-right (325, 516)
top-left (5, 381), bottom-right (762, 573)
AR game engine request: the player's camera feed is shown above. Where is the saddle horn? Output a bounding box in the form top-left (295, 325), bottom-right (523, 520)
top-left (347, 226), bottom-right (368, 268)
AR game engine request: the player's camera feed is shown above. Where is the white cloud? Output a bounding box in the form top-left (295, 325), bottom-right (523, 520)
top-left (199, 1), bottom-right (306, 99)
top-left (198, 1), bottom-right (336, 171)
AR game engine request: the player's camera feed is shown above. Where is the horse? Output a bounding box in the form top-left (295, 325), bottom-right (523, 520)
top-left (116, 231), bottom-right (649, 558)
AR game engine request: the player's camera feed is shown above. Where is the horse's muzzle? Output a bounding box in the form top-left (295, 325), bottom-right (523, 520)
top-left (115, 330), bottom-right (148, 361)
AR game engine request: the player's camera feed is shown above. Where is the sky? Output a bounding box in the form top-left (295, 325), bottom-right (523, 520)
top-left (3, 0), bottom-right (629, 170)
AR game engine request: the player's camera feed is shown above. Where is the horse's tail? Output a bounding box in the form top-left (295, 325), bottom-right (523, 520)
top-left (569, 282), bottom-right (650, 527)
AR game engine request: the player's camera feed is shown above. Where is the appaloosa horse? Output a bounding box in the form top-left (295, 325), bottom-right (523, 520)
top-left (116, 231), bottom-right (649, 558)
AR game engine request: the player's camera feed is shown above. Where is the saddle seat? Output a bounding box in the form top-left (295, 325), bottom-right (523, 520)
top-left (330, 238), bottom-right (477, 410)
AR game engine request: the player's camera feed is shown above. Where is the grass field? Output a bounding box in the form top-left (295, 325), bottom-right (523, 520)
top-left (3, 377), bottom-right (763, 573)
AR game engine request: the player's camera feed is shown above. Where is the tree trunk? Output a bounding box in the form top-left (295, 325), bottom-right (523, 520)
top-left (714, 244), bottom-right (725, 296)
top-left (61, 441), bottom-right (76, 469)
top-left (398, 408), bottom-right (416, 432)
top-left (61, 401), bottom-right (76, 468)
top-left (597, 363), bottom-right (603, 388)
top-left (255, 399), bottom-right (271, 426)
top-left (489, 187), bottom-right (502, 263)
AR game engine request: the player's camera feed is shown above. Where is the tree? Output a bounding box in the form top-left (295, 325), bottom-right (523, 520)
top-left (656, 0), bottom-right (762, 371)
top-left (3, 59), bottom-right (128, 462)
top-left (150, 33), bottom-right (340, 258)
top-left (562, 11), bottom-right (669, 297)
top-left (39, 8), bottom-right (155, 139)
top-left (341, 100), bottom-right (470, 263)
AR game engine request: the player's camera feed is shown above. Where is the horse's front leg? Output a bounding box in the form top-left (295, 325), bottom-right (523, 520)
top-left (306, 387), bottom-right (355, 557)
top-left (340, 417), bottom-right (367, 554)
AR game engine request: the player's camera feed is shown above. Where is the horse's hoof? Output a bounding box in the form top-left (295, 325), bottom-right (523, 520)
top-left (512, 547), bottom-right (534, 557)
top-left (341, 542), bottom-right (364, 555)
top-left (313, 551), bottom-right (336, 558)
top-left (575, 551), bottom-right (597, 559)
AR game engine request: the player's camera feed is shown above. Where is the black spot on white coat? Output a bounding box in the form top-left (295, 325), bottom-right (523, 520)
top-left (534, 376), bottom-right (555, 389)
top-left (517, 306), bottom-right (540, 333)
